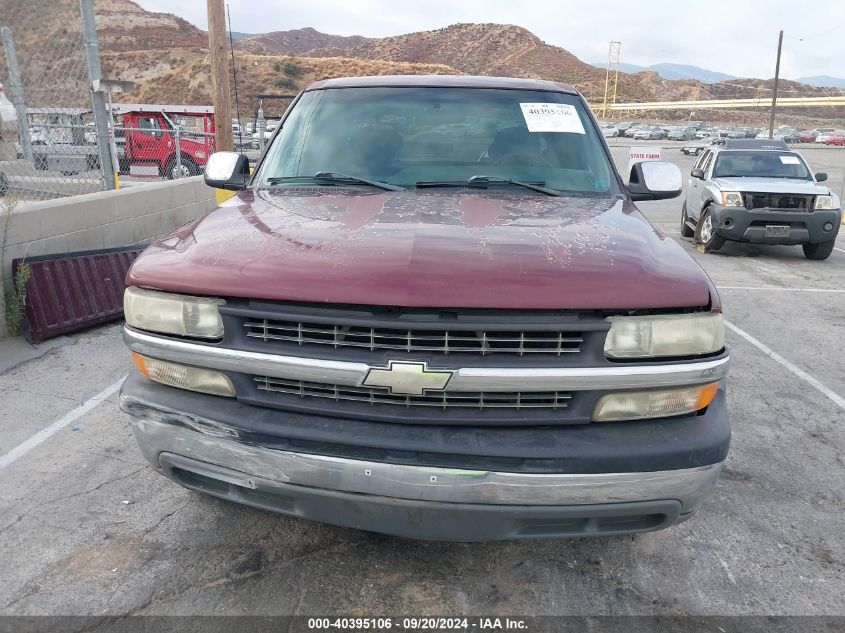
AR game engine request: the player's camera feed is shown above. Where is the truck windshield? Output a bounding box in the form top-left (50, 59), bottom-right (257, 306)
top-left (712, 151), bottom-right (811, 180)
top-left (255, 87), bottom-right (617, 196)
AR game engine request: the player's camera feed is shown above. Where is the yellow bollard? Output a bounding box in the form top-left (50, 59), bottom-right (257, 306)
top-left (215, 188), bottom-right (237, 205)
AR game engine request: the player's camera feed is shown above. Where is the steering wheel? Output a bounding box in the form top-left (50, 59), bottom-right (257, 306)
top-left (489, 151), bottom-right (553, 167)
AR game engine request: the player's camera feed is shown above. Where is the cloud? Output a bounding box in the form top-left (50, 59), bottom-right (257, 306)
top-left (133, 0), bottom-right (845, 79)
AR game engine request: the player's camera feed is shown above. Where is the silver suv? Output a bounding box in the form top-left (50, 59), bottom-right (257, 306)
top-left (681, 139), bottom-right (841, 260)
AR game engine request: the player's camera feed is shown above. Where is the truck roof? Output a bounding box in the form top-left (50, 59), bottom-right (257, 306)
top-left (27, 107), bottom-right (90, 115)
top-left (716, 138), bottom-right (790, 151)
top-left (305, 74), bottom-right (578, 94)
top-left (109, 104), bottom-right (214, 115)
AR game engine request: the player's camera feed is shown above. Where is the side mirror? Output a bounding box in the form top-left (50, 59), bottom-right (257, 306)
top-left (690, 168), bottom-right (705, 180)
top-left (204, 151), bottom-right (250, 191)
top-left (815, 172), bottom-right (828, 182)
top-left (627, 161), bottom-right (683, 201)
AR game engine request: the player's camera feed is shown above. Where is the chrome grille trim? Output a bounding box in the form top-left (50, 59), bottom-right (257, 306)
top-left (124, 327), bottom-right (730, 392)
top-left (254, 376), bottom-right (571, 410)
top-left (244, 319), bottom-right (583, 355)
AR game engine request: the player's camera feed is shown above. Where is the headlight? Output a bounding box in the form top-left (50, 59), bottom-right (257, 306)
top-left (815, 195), bottom-right (834, 210)
top-left (124, 287), bottom-right (224, 339)
top-left (721, 191), bottom-right (744, 207)
top-left (604, 313), bottom-right (725, 359)
top-left (132, 353), bottom-right (235, 397)
top-left (195, 151), bottom-right (206, 159)
top-left (592, 382), bottom-right (719, 422)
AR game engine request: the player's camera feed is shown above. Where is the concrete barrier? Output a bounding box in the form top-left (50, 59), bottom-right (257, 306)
top-left (1, 176), bottom-right (216, 337)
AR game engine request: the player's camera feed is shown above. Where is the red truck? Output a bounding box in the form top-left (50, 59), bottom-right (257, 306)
top-left (111, 104), bottom-right (215, 179)
top-left (120, 76), bottom-right (730, 541)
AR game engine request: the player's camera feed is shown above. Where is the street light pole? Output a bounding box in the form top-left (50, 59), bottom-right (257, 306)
top-left (768, 30), bottom-right (784, 139)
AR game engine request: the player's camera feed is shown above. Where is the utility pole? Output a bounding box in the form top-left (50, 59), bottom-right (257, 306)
top-left (207, 0), bottom-right (233, 151)
top-left (768, 30), bottom-right (783, 139)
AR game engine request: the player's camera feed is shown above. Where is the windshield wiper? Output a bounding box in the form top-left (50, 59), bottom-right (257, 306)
top-left (267, 171), bottom-right (405, 191)
top-left (416, 175), bottom-right (562, 197)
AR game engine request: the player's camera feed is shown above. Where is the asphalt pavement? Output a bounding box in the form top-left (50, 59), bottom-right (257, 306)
top-left (0, 144), bottom-right (843, 621)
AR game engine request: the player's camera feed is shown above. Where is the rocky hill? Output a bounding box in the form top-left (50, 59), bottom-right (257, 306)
top-left (125, 54), bottom-right (459, 117)
top-left (0, 1), bottom-right (841, 125)
top-left (307, 24), bottom-right (611, 98)
top-left (95, 0), bottom-right (206, 51)
top-left (238, 27), bottom-right (372, 55)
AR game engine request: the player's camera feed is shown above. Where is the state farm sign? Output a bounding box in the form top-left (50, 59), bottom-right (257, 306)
top-left (627, 146), bottom-right (662, 176)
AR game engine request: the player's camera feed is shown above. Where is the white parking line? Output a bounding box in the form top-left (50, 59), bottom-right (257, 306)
top-left (834, 247), bottom-right (845, 254)
top-left (719, 286), bottom-right (845, 293)
top-left (725, 321), bottom-right (845, 411)
top-left (0, 377), bottom-right (125, 471)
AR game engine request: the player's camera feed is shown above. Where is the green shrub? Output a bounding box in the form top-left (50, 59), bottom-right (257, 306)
top-left (4, 262), bottom-right (31, 337)
top-left (283, 61), bottom-right (301, 76)
top-left (272, 61), bottom-right (281, 73)
top-left (275, 77), bottom-right (294, 89)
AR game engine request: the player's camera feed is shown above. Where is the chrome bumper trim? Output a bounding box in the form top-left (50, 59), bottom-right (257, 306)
top-left (126, 406), bottom-right (723, 513)
top-left (124, 327), bottom-right (729, 393)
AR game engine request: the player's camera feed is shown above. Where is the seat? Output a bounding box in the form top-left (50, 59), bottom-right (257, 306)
top-left (486, 126), bottom-right (542, 164)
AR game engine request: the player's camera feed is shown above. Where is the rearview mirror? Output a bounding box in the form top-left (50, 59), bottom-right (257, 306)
top-left (815, 172), bottom-right (828, 182)
top-left (627, 161), bottom-right (683, 201)
top-left (204, 151), bottom-right (250, 191)
top-left (690, 168), bottom-right (705, 180)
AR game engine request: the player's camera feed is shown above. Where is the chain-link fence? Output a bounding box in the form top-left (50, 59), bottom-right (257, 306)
top-left (0, 0), bottom-right (115, 205)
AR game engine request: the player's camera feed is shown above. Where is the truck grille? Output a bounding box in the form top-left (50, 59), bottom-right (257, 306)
top-left (254, 376), bottom-right (572, 410)
top-left (744, 192), bottom-right (814, 211)
top-left (244, 319), bottom-right (583, 356)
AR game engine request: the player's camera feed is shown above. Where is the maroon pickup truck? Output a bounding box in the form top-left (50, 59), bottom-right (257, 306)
top-left (120, 75), bottom-right (730, 540)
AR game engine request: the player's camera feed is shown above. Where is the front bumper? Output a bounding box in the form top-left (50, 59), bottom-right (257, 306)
top-left (120, 374), bottom-right (729, 541)
top-left (710, 204), bottom-right (841, 245)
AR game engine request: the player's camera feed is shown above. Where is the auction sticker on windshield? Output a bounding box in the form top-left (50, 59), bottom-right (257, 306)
top-left (519, 103), bottom-right (585, 134)
top-left (780, 155), bottom-right (800, 165)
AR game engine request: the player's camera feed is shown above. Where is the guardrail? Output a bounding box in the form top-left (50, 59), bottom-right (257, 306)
top-left (609, 96), bottom-right (845, 112)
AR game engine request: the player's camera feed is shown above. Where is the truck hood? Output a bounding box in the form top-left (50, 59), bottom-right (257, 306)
top-left (127, 188), bottom-right (714, 310)
top-left (712, 177), bottom-right (830, 195)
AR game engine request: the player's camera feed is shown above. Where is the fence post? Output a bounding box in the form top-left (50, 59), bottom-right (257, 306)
top-left (0, 26), bottom-right (33, 163)
top-left (175, 126), bottom-right (181, 178)
top-left (79, 0), bottom-right (114, 191)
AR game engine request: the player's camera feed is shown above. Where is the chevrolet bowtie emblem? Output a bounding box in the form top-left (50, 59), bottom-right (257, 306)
top-left (362, 361), bottom-right (453, 396)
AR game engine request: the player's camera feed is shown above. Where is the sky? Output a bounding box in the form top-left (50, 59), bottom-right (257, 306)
top-left (134, 0), bottom-right (845, 80)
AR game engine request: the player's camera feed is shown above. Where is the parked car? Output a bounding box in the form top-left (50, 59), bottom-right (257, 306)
top-left (616, 121), bottom-right (638, 134)
top-left (758, 127), bottom-right (798, 143)
top-left (812, 128), bottom-right (835, 143)
top-left (600, 123), bottom-right (619, 138)
top-left (680, 136), bottom-right (720, 156)
top-left (121, 75), bottom-right (730, 541)
top-left (25, 108), bottom-right (100, 173)
top-left (798, 130), bottom-right (817, 143)
top-left (823, 131), bottom-right (845, 146)
top-left (668, 126), bottom-right (697, 141)
top-left (624, 124), bottom-right (646, 137)
top-left (681, 138), bottom-right (840, 259)
top-left (695, 127), bottom-right (719, 139)
top-left (633, 125), bottom-right (667, 140)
